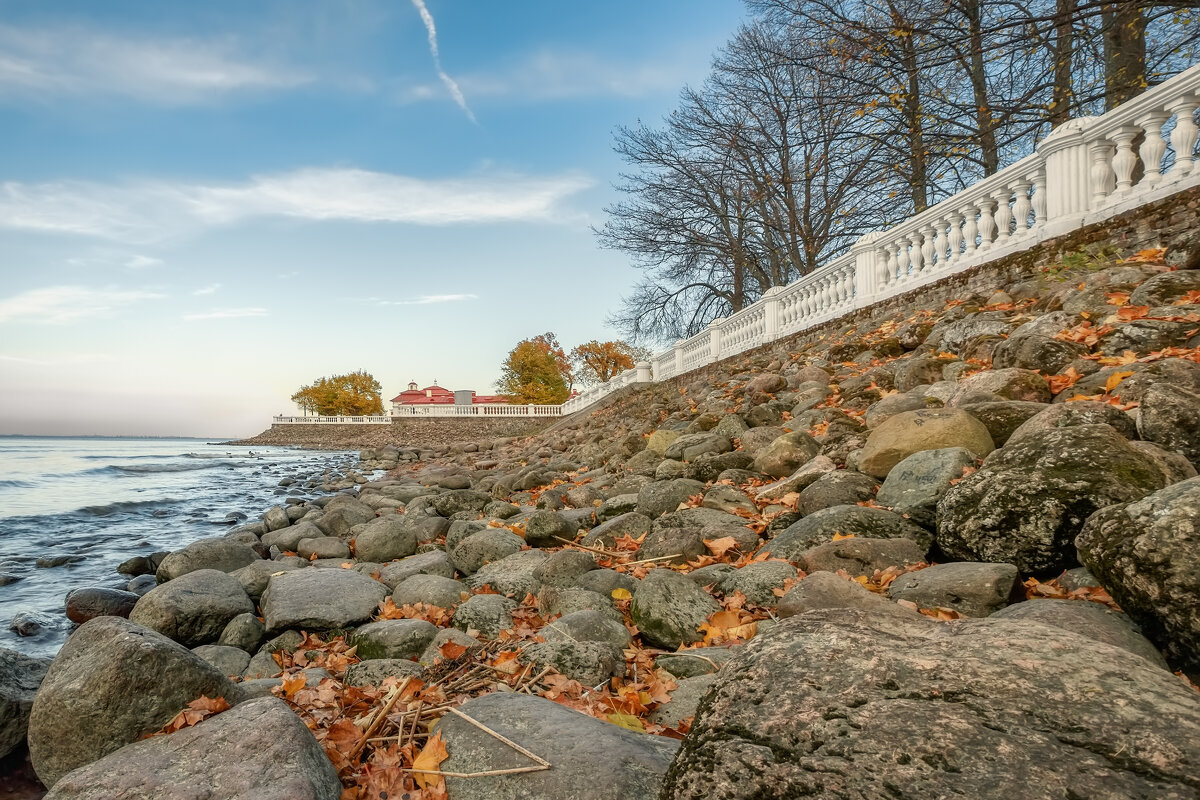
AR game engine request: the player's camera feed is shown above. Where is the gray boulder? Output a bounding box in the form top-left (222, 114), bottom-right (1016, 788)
top-left (992, 599), bottom-right (1167, 669)
top-left (542, 609), bottom-right (631, 649)
top-left (938, 424), bottom-right (1167, 573)
top-left (343, 658), bottom-right (425, 687)
top-left (452, 594), bottom-right (517, 638)
top-left (261, 520), bottom-right (323, 552)
top-left (637, 479), bottom-right (706, 519)
top-left (664, 433), bottom-right (733, 462)
top-left (1077, 477), bottom-right (1200, 675)
top-left (718, 561), bottom-right (799, 606)
top-left (432, 489), bottom-right (492, 517)
top-left (351, 515), bottom-right (418, 563)
top-left (451, 528), bottom-right (524, 575)
top-left (295, 537), bottom-right (351, 561)
top-left (350, 619), bottom-right (438, 660)
top-left (648, 674), bottom-right (717, 728)
top-left (752, 431), bottom-right (821, 479)
top-left (128, 569), bottom-right (254, 647)
top-left (191, 644), bottom-right (251, 677)
top-left (877, 447), bottom-right (976, 528)
top-left (1007, 401), bottom-right (1138, 444)
top-left (464, 549), bottom-right (548, 598)
top-left (390, 573), bottom-right (467, 609)
top-left (796, 536), bottom-right (927, 575)
top-left (886, 562), bottom-right (1018, 617)
top-left (378, 550), bottom-right (455, 588)
top-left (760, 505), bottom-right (932, 562)
top-left (655, 647), bottom-right (737, 679)
top-left (775, 571), bottom-right (896, 618)
top-left (1130, 269), bottom-right (1200, 306)
top-left (660, 607), bottom-right (1200, 800)
top-left (1137, 383), bottom-right (1200, 466)
top-left (217, 613), bottom-right (265, 654)
top-left (0, 648), bottom-right (51, 759)
top-left (28, 617), bottom-right (243, 788)
top-left (959, 400), bottom-right (1048, 446)
top-left (582, 512), bottom-right (653, 548)
top-left (795, 470), bottom-right (878, 515)
top-left (533, 549), bottom-right (598, 588)
top-left (630, 570), bottom-right (719, 649)
top-left (311, 497), bottom-right (375, 538)
top-left (524, 510), bottom-right (573, 547)
top-left (520, 641), bottom-right (625, 687)
top-left (259, 568), bottom-right (387, 635)
top-left (155, 538), bottom-right (258, 583)
top-left (991, 334), bottom-right (1087, 374)
top-left (229, 560), bottom-right (300, 601)
top-left (42, 697), bottom-right (341, 800)
top-left (437, 693), bottom-right (679, 800)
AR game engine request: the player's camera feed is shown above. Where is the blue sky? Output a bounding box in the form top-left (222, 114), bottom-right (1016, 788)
top-left (0, 0), bottom-right (747, 437)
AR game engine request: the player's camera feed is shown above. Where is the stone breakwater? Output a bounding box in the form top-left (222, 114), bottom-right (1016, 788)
top-left (232, 417), bottom-right (554, 452)
top-left (3, 245), bottom-right (1200, 799)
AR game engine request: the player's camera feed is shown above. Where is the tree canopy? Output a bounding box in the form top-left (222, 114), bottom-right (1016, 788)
top-left (570, 340), bottom-right (652, 385)
top-left (497, 333), bottom-right (572, 404)
top-left (291, 370), bottom-right (384, 416)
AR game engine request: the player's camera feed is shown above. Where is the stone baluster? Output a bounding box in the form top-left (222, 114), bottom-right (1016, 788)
top-left (1012, 181), bottom-right (1032, 232)
top-left (1137, 111), bottom-right (1170, 185)
top-left (947, 213), bottom-right (964, 262)
top-left (908, 232), bottom-right (924, 275)
top-left (931, 222), bottom-right (947, 269)
top-left (992, 188), bottom-right (1013, 242)
top-left (921, 225), bottom-right (937, 271)
top-left (1088, 138), bottom-right (1116, 208)
top-left (887, 243), bottom-right (899, 285)
top-left (962, 207), bottom-right (979, 255)
top-left (976, 199), bottom-right (996, 251)
top-left (1168, 98), bottom-right (1198, 179)
top-left (876, 245), bottom-right (892, 292)
top-left (1109, 126), bottom-right (1140, 193)
top-left (1030, 170), bottom-right (1047, 227)
top-left (896, 239), bottom-right (910, 281)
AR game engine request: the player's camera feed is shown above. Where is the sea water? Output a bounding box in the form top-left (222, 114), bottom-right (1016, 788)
top-left (0, 436), bottom-right (369, 658)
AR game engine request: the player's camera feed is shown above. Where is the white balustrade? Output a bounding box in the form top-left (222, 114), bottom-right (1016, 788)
top-left (274, 64), bottom-right (1200, 429)
top-left (273, 415), bottom-right (392, 424)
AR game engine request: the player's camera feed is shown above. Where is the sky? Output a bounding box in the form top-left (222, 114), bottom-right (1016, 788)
top-left (0, 0), bottom-right (748, 438)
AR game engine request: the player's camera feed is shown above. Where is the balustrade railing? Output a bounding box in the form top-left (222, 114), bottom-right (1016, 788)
top-left (275, 65), bottom-right (1200, 427)
top-left (273, 415), bottom-right (392, 425)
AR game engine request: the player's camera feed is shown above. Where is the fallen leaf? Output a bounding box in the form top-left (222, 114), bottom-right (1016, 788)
top-left (607, 712), bottom-right (646, 732)
top-left (1105, 370), bottom-right (1134, 393)
top-left (438, 641), bottom-right (468, 660)
top-left (412, 731), bottom-right (450, 790)
top-left (611, 587), bottom-right (633, 601)
top-left (703, 536), bottom-right (740, 558)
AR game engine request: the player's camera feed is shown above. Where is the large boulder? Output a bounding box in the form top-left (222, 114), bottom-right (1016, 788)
top-left (43, 697), bottom-right (341, 800)
top-left (259, 568), bottom-right (387, 635)
top-left (760, 505), bottom-right (932, 561)
top-left (664, 433), bottom-right (733, 462)
top-left (464, 549), bottom-right (549, 598)
top-left (1007, 400), bottom-right (1138, 444)
top-left (991, 599), bottom-right (1167, 669)
top-left (350, 619), bottom-right (438, 661)
top-left (64, 587), bottom-right (140, 624)
top-left (1077, 477), bottom-right (1200, 675)
top-left (128, 569), bottom-right (254, 647)
top-left (1129, 269), bottom-right (1200, 306)
top-left (1137, 383), bottom-right (1200, 467)
top-left (451, 529), bottom-right (525, 575)
top-left (155, 538), bottom-right (258, 583)
top-left (377, 550), bottom-right (455, 588)
top-left (660, 608), bottom-right (1200, 800)
top-left (938, 425), bottom-right (1167, 573)
top-left (28, 617), bottom-right (243, 788)
top-left (886, 562), bottom-right (1018, 617)
top-left (437, 693), bottom-right (679, 800)
top-left (390, 573), bottom-right (468, 609)
top-left (876, 447), bottom-right (976, 528)
top-left (637, 479), bottom-right (706, 519)
top-left (859, 409), bottom-right (994, 478)
top-left (631, 570), bottom-right (720, 650)
top-left (311, 497), bottom-right (375, 538)
top-left (350, 515), bottom-right (418, 563)
top-left (431, 489), bottom-right (492, 517)
top-left (752, 431), bottom-right (821, 479)
top-left (795, 536), bottom-right (927, 575)
top-left (0, 648), bottom-right (51, 759)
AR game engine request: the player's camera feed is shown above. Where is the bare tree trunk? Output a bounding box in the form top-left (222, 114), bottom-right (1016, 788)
top-left (899, 27), bottom-right (929, 212)
top-left (1103, 1), bottom-right (1147, 109)
top-left (1050, 0), bottom-right (1076, 128)
top-left (963, 0), bottom-right (999, 174)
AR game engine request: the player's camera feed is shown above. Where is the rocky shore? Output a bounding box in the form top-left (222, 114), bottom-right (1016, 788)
top-left (232, 417), bottom-right (555, 451)
top-left (2, 243), bottom-right (1200, 799)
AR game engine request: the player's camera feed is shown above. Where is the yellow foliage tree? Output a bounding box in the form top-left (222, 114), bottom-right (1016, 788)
top-left (291, 370), bottom-right (384, 416)
top-left (497, 335), bottom-right (570, 404)
top-left (570, 339), bottom-right (651, 385)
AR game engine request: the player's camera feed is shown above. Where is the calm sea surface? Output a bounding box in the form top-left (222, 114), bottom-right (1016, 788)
top-left (0, 436), bottom-right (370, 658)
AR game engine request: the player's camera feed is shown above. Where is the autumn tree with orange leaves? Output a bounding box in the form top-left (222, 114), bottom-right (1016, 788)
top-left (497, 333), bottom-right (572, 404)
top-left (570, 340), bottom-right (653, 385)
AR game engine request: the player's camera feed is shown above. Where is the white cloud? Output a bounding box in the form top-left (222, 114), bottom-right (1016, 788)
top-left (397, 49), bottom-right (696, 105)
top-left (125, 255), bottom-right (163, 270)
top-left (193, 283), bottom-right (222, 296)
top-left (0, 285), bottom-right (164, 324)
top-left (0, 167), bottom-right (593, 243)
top-left (409, 0), bottom-right (475, 123)
top-left (183, 307), bottom-right (268, 321)
top-left (0, 24), bottom-right (309, 105)
top-left (375, 293), bottom-right (477, 306)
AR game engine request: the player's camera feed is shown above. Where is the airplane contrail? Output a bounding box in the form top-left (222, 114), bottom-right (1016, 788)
top-left (409, 0), bottom-right (477, 124)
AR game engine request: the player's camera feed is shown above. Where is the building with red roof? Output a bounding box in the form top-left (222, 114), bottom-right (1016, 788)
top-left (390, 381), bottom-right (507, 411)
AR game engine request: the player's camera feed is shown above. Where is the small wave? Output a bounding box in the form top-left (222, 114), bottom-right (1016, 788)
top-left (0, 479), bottom-right (35, 489)
top-left (112, 462), bottom-right (229, 475)
top-left (77, 498), bottom-right (184, 516)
